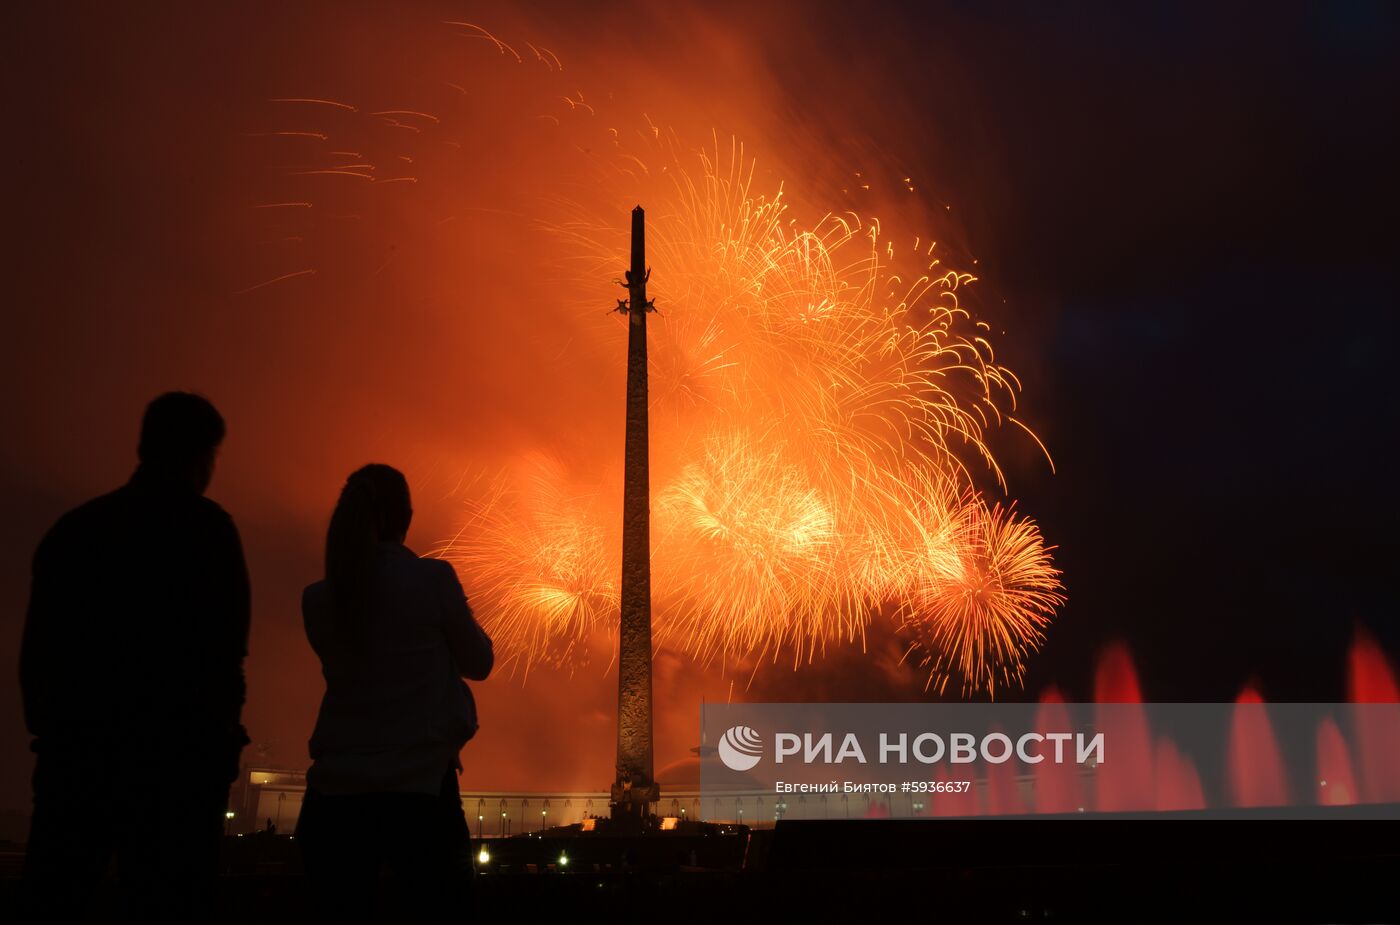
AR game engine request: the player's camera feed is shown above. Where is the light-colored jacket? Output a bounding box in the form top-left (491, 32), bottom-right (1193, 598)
top-left (302, 542), bottom-right (492, 795)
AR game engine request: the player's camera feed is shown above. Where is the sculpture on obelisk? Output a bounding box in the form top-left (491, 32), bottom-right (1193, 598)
top-left (611, 206), bottom-right (660, 819)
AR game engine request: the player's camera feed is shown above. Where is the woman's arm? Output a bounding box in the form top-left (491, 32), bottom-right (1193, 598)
top-left (433, 559), bottom-right (494, 681)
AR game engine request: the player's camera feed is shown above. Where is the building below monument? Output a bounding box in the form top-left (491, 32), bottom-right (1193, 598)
top-left (227, 758), bottom-right (1088, 835)
top-left (232, 763), bottom-right (758, 836)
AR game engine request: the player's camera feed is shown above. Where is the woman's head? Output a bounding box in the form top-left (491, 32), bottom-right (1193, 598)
top-left (325, 464), bottom-right (412, 647)
top-left (330, 464), bottom-right (412, 544)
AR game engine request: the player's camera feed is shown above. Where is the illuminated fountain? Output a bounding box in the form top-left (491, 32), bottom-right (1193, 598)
top-left (965, 628), bottom-right (1400, 817)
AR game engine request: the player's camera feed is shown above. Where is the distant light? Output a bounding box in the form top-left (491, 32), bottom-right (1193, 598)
top-left (478, 846), bottom-right (490, 865)
top-left (225, 811), bottom-right (236, 819)
top-left (558, 852), bottom-right (569, 867)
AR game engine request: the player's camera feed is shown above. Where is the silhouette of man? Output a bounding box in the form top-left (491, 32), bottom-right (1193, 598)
top-left (19, 392), bottom-right (251, 922)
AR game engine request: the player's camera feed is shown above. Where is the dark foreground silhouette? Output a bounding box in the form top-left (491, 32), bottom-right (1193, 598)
top-left (19, 392), bottom-right (250, 922)
top-left (297, 463), bottom-right (493, 922)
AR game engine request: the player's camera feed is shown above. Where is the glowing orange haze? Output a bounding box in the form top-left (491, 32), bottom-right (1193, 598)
top-left (236, 11), bottom-right (1061, 785)
top-left (0, 4), bottom-right (1058, 800)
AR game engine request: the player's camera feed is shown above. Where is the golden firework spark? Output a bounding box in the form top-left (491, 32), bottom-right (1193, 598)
top-left (655, 432), bottom-right (840, 668)
top-left (249, 25), bottom-right (1064, 696)
top-left (547, 134), bottom-right (1061, 691)
top-left (898, 498), bottom-right (1065, 698)
top-left (434, 461), bottom-right (618, 679)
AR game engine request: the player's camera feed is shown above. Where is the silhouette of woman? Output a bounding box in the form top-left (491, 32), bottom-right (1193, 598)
top-left (296, 464), bottom-right (492, 921)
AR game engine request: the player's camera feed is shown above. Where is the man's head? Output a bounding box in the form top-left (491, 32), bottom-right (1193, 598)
top-left (137, 392), bottom-right (226, 493)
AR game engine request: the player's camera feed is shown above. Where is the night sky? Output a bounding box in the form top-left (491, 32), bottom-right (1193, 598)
top-left (2, 1), bottom-right (1397, 833)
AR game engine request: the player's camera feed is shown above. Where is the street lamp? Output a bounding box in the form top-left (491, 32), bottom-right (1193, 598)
top-left (224, 810), bottom-right (235, 836)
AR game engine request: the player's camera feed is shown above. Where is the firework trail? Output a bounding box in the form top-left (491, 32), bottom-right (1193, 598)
top-left (244, 21), bottom-right (1063, 696)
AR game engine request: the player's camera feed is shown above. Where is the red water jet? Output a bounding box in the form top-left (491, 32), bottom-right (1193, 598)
top-left (1153, 738), bottom-right (1205, 811)
top-left (1227, 686), bottom-right (1289, 808)
top-left (1315, 716), bottom-right (1358, 806)
top-left (1347, 625), bottom-right (1400, 803)
top-left (929, 761), bottom-right (977, 818)
top-left (1032, 687), bottom-right (1084, 813)
top-left (980, 724), bottom-right (1026, 816)
top-left (1093, 642), bottom-right (1154, 811)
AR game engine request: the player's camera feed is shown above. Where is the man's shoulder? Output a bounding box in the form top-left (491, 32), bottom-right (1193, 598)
top-left (165, 492), bottom-right (241, 549)
top-left (153, 493), bottom-right (241, 557)
top-left (183, 492), bottom-right (236, 527)
top-left (64, 485), bottom-right (130, 520)
top-left (51, 484), bottom-right (234, 531)
top-left (38, 486), bottom-right (130, 549)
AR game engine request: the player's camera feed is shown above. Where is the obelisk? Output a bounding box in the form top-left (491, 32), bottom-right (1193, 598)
top-left (611, 205), bottom-right (660, 819)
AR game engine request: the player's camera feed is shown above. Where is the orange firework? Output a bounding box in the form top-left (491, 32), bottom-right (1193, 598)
top-left (898, 498), bottom-right (1065, 698)
top-left (246, 23), bottom-right (1064, 696)
top-left (654, 431), bottom-right (841, 667)
top-left (549, 135), bottom-right (1061, 691)
top-left (555, 135), bottom-right (1049, 484)
top-left (434, 460), bottom-right (618, 678)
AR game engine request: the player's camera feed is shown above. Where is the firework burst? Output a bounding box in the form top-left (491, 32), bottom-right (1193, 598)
top-left (246, 23), bottom-right (1064, 696)
top-left (548, 134), bottom-right (1062, 690)
top-left (898, 498), bottom-right (1065, 698)
top-left (654, 432), bottom-right (840, 667)
top-left (434, 460), bottom-right (618, 678)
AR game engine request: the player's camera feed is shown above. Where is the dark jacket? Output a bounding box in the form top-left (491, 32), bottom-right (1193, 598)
top-left (19, 465), bottom-right (251, 775)
top-left (302, 542), bottom-right (492, 796)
